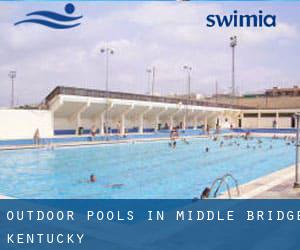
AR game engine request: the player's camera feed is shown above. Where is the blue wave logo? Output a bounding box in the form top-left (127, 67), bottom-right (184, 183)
top-left (14, 3), bottom-right (82, 29)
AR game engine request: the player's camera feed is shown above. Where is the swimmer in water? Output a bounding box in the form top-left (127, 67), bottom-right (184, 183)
top-left (106, 184), bottom-right (124, 189)
top-left (200, 187), bottom-right (211, 199)
top-left (90, 174), bottom-right (96, 183)
top-left (205, 147), bottom-right (209, 153)
top-left (182, 138), bottom-right (190, 145)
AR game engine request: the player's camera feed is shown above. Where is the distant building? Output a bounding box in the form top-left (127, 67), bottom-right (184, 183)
top-left (265, 86), bottom-right (300, 97)
top-left (167, 93), bottom-right (204, 100)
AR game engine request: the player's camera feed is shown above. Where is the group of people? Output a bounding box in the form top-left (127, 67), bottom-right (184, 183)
top-left (168, 128), bottom-right (191, 148)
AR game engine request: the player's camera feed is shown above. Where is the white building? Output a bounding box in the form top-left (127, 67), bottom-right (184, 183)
top-left (0, 86), bottom-right (299, 140)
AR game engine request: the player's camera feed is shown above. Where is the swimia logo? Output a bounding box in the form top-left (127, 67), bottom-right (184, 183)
top-left (14, 3), bottom-right (83, 29)
top-left (206, 10), bottom-right (276, 28)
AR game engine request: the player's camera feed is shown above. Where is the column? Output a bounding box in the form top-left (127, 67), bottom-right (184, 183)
top-left (121, 113), bottom-right (125, 135)
top-left (204, 116), bottom-right (208, 131)
top-left (139, 114), bottom-right (144, 134)
top-left (193, 116), bottom-right (198, 130)
top-left (99, 112), bottom-right (105, 135)
top-left (155, 115), bottom-right (160, 132)
top-left (257, 112), bottom-right (261, 128)
top-left (276, 112), bottom-right (279, 129)
top-left (76, 113), bottom-right (81, 135)
top-left (182, 115), bottom-right (186, 130)
top-left (169, 116), bottom-right (174, 130)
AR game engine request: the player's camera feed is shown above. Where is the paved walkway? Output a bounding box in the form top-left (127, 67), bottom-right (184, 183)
top-left (220, 166), bottom-right (300, 199)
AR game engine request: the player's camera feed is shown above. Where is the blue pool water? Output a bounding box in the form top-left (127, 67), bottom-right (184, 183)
top-left (0, 137), bottom-right (295, 199)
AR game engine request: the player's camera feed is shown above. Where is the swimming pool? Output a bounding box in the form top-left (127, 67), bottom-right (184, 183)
top-left (0, 136), bottom-right (295, 198)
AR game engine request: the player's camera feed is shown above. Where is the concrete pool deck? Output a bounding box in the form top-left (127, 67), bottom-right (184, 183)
top-left (219, 165), bottom-right (300, 199)
top-left (0, 134), bottom-right (212, 151)
top-left (0, 132), bottom-right (296, 151)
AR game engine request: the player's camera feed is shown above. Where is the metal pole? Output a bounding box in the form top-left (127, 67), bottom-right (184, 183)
top-left (232, 45), bottom-right (235, 97)
top-left (8, 71), bottom-right (16, 108)
top-left (183, 65), bottom-right (192, 130)
top-left (188, 70), bottom-right (191, 102)
top-left (101, 47), bottom-right (114, 138)
top-left (215, 80), bottom-right (218, 103)
top-left (230, 36), bottom-right (237, 104)
top-left (105, 49), bottom-right (109, 93)
top-left (152, 67), bottom-right (155, 96)
top-left (146, 69), bottom-right (152, 95)
top-left (294, 113), bottom-right (300, 188)
top-left (11, 77), bottom-right (14, 107)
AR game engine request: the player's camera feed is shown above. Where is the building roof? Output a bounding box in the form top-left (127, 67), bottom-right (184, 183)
top-left (45, 86), bottom-right (251, 110)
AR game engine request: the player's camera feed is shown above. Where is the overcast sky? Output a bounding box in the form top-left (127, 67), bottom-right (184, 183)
top-left (0, 1), bottom-right (300, 107)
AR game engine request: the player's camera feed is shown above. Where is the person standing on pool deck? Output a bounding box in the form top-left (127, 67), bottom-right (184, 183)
top-left (33, 128), bottom-right (41, 145)
top-left (116, 121), bottom-right (121, 135)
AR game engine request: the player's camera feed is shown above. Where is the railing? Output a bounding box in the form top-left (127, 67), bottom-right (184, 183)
top-left (209, 173), bottom-right (240, 198)
top-left (45, 86), bottom-right (251, 109)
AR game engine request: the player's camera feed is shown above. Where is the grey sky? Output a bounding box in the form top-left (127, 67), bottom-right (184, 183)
top-left (0, 2), bottom-right (300, 106)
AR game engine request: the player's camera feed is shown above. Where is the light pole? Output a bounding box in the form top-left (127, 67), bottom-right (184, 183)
top-left (294, 113), bottom-right (300, 188)
top-left (215, 80), bottom-right (218, 103)
top-left (8, 71), bottom-right (16, 108)
top-left (146, 68), bottom-right (152, 95)
top-left (100, 47), bottom-right (114, 93)
top-left (146, 66), bottom-right (156, 95)
top-left (100, 47), bottom-right (114, 136)
top-left (183, 65), bottom-right (192, 102)
top-left (230, 36), bottom-right (237, 98)
top-left (183, 65), bottom-right (192, 130)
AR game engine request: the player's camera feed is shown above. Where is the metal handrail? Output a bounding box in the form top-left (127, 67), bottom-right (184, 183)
top-left (209, 173), bottom-right (240, 198)
top-left (222, 173), bottom-right (240, 197)
top-left (210, 177), bottom-right (232, 198)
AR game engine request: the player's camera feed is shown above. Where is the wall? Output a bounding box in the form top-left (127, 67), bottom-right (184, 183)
top-left (0, 109), bottom-right (53, 140)
top-left (242, 117), bottom-right (293, 128)
top-left (242, 118), bottom-right (259, 128)
top-left (205, 96), bottom-right (300, 109)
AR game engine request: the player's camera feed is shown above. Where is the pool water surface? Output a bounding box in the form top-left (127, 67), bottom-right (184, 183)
top-left (0, 136), bottom-right (295, 198)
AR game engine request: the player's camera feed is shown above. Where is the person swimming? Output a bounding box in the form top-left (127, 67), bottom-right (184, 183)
top-left (90, 174), bottom-right (96, 183)
top-left (105, 184), bottom-right (124, 189)
top-left (205, 147), bottom-right (209, 153)
top-left (182, 138), bottom-right (190, 145)
top-left (200, 187), bottom-right (211, 199)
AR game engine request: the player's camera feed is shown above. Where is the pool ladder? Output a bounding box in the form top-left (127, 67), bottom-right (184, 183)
top-left (209, 173), bottom-right (240, 199)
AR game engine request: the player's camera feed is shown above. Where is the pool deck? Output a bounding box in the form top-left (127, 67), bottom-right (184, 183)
top-left (220, 165), bottom-right (300, 199)
top-left (0, 134), bottom-right (212, 151)
top-left (0, 132), bottom-right (296, 151)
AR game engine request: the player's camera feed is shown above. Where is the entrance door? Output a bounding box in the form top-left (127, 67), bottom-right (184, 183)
top-left (238, 119), bottom-right (242, 128)
top-left (291, 117), bottom-right (296, 128)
